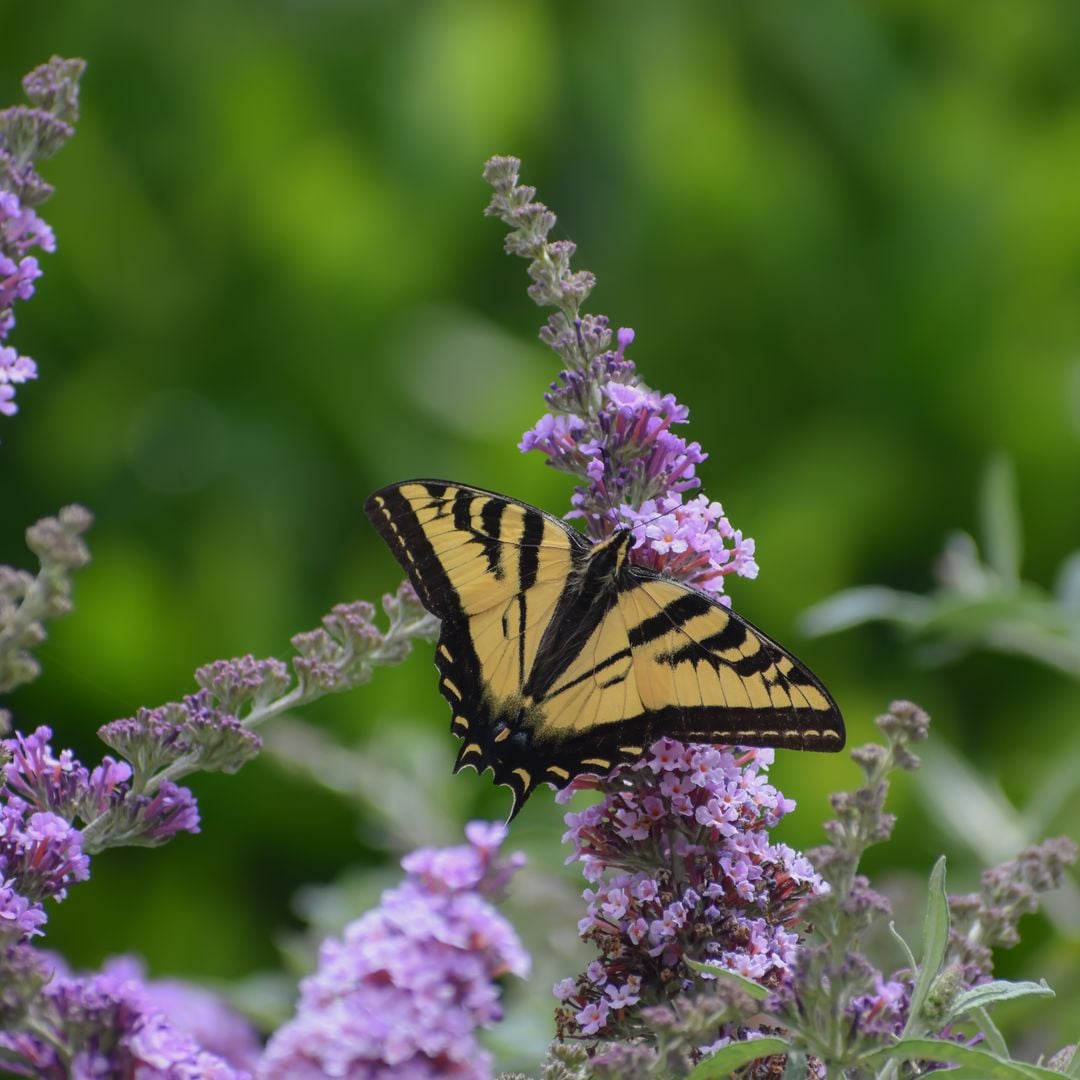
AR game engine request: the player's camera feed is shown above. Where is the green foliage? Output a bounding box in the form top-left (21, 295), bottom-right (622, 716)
top-left (804, 455), bottom-right (1080, 678)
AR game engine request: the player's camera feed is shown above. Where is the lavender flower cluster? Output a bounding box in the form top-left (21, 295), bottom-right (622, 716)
top-left (0, 953), bottom-right (260, 1078)
top-left (0, 506), bottom-right (438, 1068)
top-left (261, 822), bottom-right (530, 1079)
top-left (0, 505), bottom-right (93, 695)
top-left (553, 739), bottom-right (823, 1043)
top-left (0, 783), bottom-right (88, 941)
top-left (767, 702), bottom-right (930, 1052)
top-left (0, 817), bottom-right (531, 1077)
top-left (0, 56), bottom-right (83, 419)
top-left (485, 156), bottom-right (757, 603)
top-left (0, 722), bottom-right (202, 958)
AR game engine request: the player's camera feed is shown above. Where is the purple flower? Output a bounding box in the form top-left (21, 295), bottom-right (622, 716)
top-left (14, 811), bottom-right (89, 900)
top-left (0, 191), bottom-right (55, 256)
top-left (620, 494), bottom-right (758, 601)
top-left (0, 799), bottom-right (88, 905)
top-left (0, 955), bottom-right (252, 1078)
top-left (194, 655), bottom-right (291, 712)
top-left (123, 779), bottom-right (201, 844)
top-left (0, 58), bottom-right (84, 420)
top-left (2, 726), bottom-right (90, 817)
top-left (518, 360), bottom-right (714, 538)
top-left (486, 156), bottom-right (758, 609)
top-left (100, 957), bottom-right (261, 1072)
top-left (289, 586), bottom-right (435, 695)
top-left (84, 757), bottom-right (134, 816)
top-left (98, 693), bottom-right (261, 782)
top-left (576, 999), bottom-right (610, 1036)
top-left (98, 707), bottom-right (189, 777)
top-left (553, 739), bottom-right (824, 1041)
top-left (0, 881), bottom-right (46, 939)
top-left (0, 345), bottom-right (37, 415)
top-left (848, 974), bottom-right (909, 1037)
top-left (260, 822), bottom-right (529, 1079)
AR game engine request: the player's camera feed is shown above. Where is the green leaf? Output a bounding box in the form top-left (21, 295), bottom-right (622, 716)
top-left (685, 1037), bottom-right (792, 1079)
top-left (973, 1004), bottom-right (1010, 1059)
top-left (980, 454), bottom-right (1022, 589)
top-left (923, 1070), bottom-right (1052, 1080)
top-left (781, 1048), bottom-right (807, 1080)
top-left (870, 1037), bottom-right (1065, 1079)
top-left (1056, 550), bottom-right (1080, 614)
top-left (685, 958), bottom-right (770, 1001)
top-left (799, 585), bottom-right (933, 636)
top-left (948, 979), bottom-right (1054, 1023)
top-left (887, 919), bottom-right (917, 974)
top-left (904, 855), bottom-right (949, 1036)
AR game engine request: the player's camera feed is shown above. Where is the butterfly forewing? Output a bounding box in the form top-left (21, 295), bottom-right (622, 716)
top-left (618, 575), bottom-right (844, 750)
top-left (365, 481), bottom-right (580, 618)
top-left (528, 575), bottom-right (842, 763)
top-left (365, 480), bottom-right (845, 819)
top-left (365, 481), bottom-right (594, 807)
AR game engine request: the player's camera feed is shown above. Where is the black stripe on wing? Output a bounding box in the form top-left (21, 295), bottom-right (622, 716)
top-left (364, 482), bottom-right (465, 620)
top-left (623, 571), bottom-right (845, 750)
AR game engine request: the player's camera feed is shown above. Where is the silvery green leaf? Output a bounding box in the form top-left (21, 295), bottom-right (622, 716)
top-left (904, 855), bottom-right (949, 1036)
top-left (1055, 550), bottom-right (1080, 614)
top-left (868, 1037), bottom-right (1062, 1078)
top-left (917, 740), bottom-right (1027, 865)
top-left (799, 585), bottom-right (933, 636)
top-left (887, 920), bottom-right (917, 974)
top-left (973, 1004), bottom-right (1009, 1059)
top-left (684, 958), bottom-right (770, 1001)
top-left (938, 530), bottom-right (993, 596)
top-left (685, 1037), bottom-right (792, 1079)
top-left (947, 979), bottom-right (1054, 1024)
top-left (781, 1048), bottom-right (807, 1080)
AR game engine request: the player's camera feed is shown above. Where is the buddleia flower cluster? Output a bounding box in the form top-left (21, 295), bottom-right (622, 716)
top-left (553, 740), bottom-right (822, 1044)
top-left (0, 56), bottom-right (83, 419)
top-left (261, 822), bottom-right (530, 1078)
top-left (0, 954), bottom-right (260, 1078)
top-left (484, 156), bottom-right (757, 604)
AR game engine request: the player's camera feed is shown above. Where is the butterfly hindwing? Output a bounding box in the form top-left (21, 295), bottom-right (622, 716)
top-left (365, 480), bottom-right (845, 818)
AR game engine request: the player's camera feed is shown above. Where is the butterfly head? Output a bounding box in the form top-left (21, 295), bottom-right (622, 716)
top-left (584, 528), bottom-right (634, 587)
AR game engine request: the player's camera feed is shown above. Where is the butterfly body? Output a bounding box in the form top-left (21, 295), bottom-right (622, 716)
top-left (365, 480), bottom-right (844, 818)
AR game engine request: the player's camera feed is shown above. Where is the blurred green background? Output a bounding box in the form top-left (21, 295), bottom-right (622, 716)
top-left (2, 0), bottom-right (1079, 1064)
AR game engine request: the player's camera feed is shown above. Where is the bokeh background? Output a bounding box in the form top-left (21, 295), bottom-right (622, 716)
top-left (2, 0), bottom-right (1079, 1065)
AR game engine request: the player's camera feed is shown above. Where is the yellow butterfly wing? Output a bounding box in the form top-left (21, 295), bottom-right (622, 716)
top-left (365, 481), bottom-right (588, 801)
top-left (366, 480), bottom-right (844, 818)
top-left (534, 575), bottom-right (843, 773)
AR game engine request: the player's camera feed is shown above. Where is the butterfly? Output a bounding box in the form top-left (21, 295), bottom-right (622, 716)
top-left (365, 480), bottom-right (844, 818)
